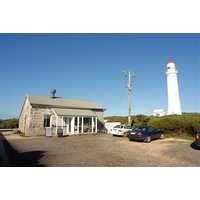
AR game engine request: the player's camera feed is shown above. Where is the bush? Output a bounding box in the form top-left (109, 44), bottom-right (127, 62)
top-left (0, 118), bottom-right (19, 129)
top-left (105, 113), bottom-right (200, 138)
top-left (149, 114), bottom-right (200, 137)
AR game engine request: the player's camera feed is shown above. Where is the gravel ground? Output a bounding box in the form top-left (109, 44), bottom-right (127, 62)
top-left (1, 131), bottom-right (200, 167)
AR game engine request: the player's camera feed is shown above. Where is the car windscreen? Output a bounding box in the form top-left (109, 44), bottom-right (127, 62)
top-left (132, 126), bottom-right (147, 132)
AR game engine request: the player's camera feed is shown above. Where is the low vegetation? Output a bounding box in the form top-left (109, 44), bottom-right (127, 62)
top-left (0, 118), bottom-right (19, 129)
top-left (105, 113), bottom-right (200, 139)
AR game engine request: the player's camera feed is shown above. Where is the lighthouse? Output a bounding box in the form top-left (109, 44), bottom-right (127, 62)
top-left (165, 59), bottom-right (182, 115)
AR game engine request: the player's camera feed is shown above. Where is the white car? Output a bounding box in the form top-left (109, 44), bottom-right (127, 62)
top-left (111, 125), bottom-right (132, 137)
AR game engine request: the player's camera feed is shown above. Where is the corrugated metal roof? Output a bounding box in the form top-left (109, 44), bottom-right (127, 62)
top-left (27, 94), bottom-right (105, 110)
top-left (52, 108), bottom-right (96, 117)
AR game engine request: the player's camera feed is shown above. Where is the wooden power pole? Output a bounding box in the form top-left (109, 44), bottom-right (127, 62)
top-left (123, 71), bottom-right (136, 126)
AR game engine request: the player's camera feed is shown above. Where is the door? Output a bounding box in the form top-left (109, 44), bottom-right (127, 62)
top-left (66, 117), bottom-right (72, 134)
top-left (149, 126), bottom-right (157, 139)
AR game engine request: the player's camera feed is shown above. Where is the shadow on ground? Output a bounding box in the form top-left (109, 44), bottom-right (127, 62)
top-left (1, 133), bottom-right (46, 167)
top-left (190, 141), bottom-right (200, 151)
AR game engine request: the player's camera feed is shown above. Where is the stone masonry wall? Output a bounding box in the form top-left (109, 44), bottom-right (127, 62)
top-left (94, 110), bottom-right (105, 131)
top-left (19, 97), bottom-right (31, 135)
top-left (19, 99), bottom-right (105, 136)
top-left (28, 106), bottom-right (53, 136)
top-left (19, 98), bottom-right (54, 136)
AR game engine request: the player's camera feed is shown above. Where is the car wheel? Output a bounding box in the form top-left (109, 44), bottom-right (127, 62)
top-left (159, 134), bottom-right (164, 140)
top-left (144, 135), bottom-right (151, 143)
top-left (123, 132), bottom-right (127, 137)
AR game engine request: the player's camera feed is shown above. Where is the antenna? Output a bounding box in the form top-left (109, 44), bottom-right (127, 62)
top-left (123, 71), bottom-right (136, 126)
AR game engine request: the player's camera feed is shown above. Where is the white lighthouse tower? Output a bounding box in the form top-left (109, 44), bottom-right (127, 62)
top-left (165, 59), bottom-right (182, 115)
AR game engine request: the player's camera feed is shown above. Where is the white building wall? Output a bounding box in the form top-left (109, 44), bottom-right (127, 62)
top-left (166, 60), bottom-right (182, 115)
top-left (153, 109), bottom-right (165, 117)
top-left (104, 122), bottom-right (121, 133)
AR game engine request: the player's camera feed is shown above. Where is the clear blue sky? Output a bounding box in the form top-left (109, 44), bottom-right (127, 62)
top-left (0, 33), bottom-right (199, 119)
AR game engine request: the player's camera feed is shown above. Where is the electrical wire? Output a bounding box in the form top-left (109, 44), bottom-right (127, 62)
top-left (114, 86), bottom-right (126, 116)
top-left (114, 74), bottom-right (128, 116)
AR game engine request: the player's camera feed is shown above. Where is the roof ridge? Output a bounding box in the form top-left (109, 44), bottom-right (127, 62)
top-left (27, 94), bottom-right (97, 102)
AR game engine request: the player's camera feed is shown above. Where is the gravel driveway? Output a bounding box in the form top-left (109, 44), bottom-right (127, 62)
top-left (1, 131), bottom-right (200, 167)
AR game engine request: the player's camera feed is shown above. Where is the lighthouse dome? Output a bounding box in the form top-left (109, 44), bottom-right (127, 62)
top-left (167, 59), bottom-right (175, 69)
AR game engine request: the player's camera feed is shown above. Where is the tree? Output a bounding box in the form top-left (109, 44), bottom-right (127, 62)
top-left (136, 114), bottom-right (150, 125)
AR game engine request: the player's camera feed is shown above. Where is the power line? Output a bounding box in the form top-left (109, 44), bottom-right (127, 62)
top-left (114, 86), bottom-right (126, 116)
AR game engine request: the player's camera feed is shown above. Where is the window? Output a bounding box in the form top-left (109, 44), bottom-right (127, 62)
top-left (149, 126), bottom-right (156, 132)
top-left (114, 125), bottom-right (121, 128)
top-left (44, 115), bottom-right (50, 127)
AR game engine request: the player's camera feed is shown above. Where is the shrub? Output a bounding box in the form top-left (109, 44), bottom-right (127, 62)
top-left (105, 113), bottom-right (200, 138)
top-left (0, 118), bottom-right (19, 129)
top-left (149, 114), bottom-right (200, 137)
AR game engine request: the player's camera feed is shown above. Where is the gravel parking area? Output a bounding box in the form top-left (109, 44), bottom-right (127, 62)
top-left (1, 131), bottom-right (200, 167)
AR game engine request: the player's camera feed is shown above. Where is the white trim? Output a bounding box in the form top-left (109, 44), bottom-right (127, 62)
top-left (81, 117), bottom-right (84, 133)
top-left (95, 117), bottom-right (97, 133)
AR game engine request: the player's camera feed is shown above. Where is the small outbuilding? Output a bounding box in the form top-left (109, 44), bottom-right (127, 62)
top-left (19, 90), bottom-right (106, 137)
top-left (103, 121), bottom-right (121, 133)
top-left (153, 109), bottom-right (166, 117)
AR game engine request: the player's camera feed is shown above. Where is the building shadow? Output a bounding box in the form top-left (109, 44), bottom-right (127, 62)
top-left (1, 133), bottom-right (46, 167)
top-left (190, 141), bottom-right (200, 151)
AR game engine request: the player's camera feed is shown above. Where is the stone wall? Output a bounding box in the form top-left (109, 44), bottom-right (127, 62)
top-left (19, 97), bottom-right (105, 136)
top-left (18, 97), bottom-right (31, 135)
top-left (28, 106), bottom-right (53, 136)
top-left (19, 97), bottom-right (54, 136)
top-left (94, 110), bottom-right (105, 131)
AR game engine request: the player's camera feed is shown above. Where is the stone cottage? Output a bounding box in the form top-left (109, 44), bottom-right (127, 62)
top-left (19, 90), bottom-right (106, 137)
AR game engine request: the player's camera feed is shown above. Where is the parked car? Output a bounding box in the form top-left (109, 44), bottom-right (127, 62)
top-left (195, 130), bottom-right (200, 148)
top-left (111, 125), bottom-right (132, 137)
top-left (126, 125), bottom-right (164, 143)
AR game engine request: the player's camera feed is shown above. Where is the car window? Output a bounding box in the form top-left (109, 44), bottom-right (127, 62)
top-left (133, 126), bottom-right (146, 131)
top-left (113, 125), bottom-right (124, 129)
top-left (114, 125), bottom-right (121, 128)
top-left (148, 126), bottom-right (157, 132)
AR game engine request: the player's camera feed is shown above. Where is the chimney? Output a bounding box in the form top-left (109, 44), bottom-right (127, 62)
top-left (51, 89), bottom-right (56, 99)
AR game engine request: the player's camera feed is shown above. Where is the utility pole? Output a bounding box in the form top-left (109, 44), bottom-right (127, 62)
top-left (123, 71), bottom-right (136, 126)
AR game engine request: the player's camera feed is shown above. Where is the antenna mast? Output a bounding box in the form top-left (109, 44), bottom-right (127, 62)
top-left (123, 71), bottom-right (136, 126)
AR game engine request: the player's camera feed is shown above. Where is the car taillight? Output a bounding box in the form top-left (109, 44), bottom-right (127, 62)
top-left (137, 132), bottom-right (142, 136)
top-left (195, 134), bottom-right (200, 140)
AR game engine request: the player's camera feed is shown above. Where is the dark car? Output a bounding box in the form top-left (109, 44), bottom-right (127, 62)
top-left (195, 131), bottom-right (200, 148)
top-left (126, 125), bottom-right (164, 143)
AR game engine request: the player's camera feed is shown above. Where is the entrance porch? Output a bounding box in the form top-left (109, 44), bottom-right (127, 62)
top-left (51, 108), bottom-right (98, 135)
